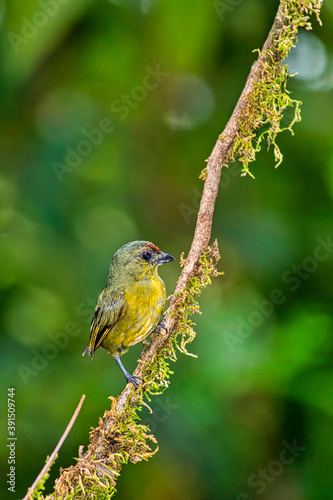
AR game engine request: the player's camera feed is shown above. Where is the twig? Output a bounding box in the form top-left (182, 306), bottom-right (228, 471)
top-left (23, 394), bottom-right (86, 500)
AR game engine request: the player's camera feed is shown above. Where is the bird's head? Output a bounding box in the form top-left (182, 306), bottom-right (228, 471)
top-left (108, 240), bottom-right (175, 282)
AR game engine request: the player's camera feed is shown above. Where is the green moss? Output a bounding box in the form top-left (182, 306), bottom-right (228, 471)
top-left (74, 393), bottom-right (159, 498)
top-left (225, 0), bottom-right (322, 177)
top-left (171, 241), bottom-right (222, 357)
top-left (24, 455), bottom-right (58, 499)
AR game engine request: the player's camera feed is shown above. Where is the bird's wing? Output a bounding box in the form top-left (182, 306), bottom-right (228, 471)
top-left (88, 292), bottom-right (126, 353)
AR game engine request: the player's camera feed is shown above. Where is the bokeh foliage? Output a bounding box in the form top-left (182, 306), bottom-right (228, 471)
top-left (1, 0), bottom-right (333, 499)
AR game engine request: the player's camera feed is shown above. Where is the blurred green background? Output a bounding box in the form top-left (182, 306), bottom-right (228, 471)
top-left (1, 0), bottom-right (333, 499)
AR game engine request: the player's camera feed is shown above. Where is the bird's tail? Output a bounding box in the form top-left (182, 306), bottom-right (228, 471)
top-left (82, 345), bottom-right (93, 359)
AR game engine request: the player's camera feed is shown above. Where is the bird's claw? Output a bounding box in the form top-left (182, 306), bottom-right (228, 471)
top-left (153, 322), bottom-right (168, 334)
top-left (125, 373), bottom-right (143, 389)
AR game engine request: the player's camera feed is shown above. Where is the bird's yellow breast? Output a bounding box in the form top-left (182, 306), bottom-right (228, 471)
top-left (101, 275), bottom-right (166, 355)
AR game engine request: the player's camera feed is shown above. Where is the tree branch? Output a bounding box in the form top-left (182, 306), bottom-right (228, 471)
top-left (49, 1), bottom-right (323, 498)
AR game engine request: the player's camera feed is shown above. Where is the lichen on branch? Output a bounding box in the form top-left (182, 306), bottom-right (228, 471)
top-left (225, 0), bottom-right (323, 177)
top-left (172, 240), bottom-right (222, 357)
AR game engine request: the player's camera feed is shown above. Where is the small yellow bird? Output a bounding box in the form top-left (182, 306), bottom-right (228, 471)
top-left (82, 240), bottom-right (175, 387)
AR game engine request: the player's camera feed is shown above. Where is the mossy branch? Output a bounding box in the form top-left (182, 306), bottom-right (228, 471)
top-left (224, 0), bottom-right (322, 177)
top-left (26, 1), bottom-right (323, 498)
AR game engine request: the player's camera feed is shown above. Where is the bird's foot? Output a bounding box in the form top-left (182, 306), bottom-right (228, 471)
top-left (153, 322), bottom-right (168, 334)
top-left (124, 372), bottom-right (143, 389)
top-left (82, 345), bottom-right (93, 358)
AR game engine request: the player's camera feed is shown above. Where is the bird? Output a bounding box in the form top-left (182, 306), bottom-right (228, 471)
top-left (82, 240), bottom-right (175, 387)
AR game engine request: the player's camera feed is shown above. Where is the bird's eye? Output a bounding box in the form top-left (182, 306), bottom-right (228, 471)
top-left (142, 251), bottom-right (152, 261)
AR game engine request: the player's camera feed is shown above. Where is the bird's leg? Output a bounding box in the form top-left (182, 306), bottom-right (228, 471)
top-left (113, 355), bottom-right (142, 388)
top-left (153, 322), bottom-right (168, 334)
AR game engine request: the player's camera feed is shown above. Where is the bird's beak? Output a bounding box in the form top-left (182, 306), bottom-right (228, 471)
top-left (158, 252), bottom-right (175, 264)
